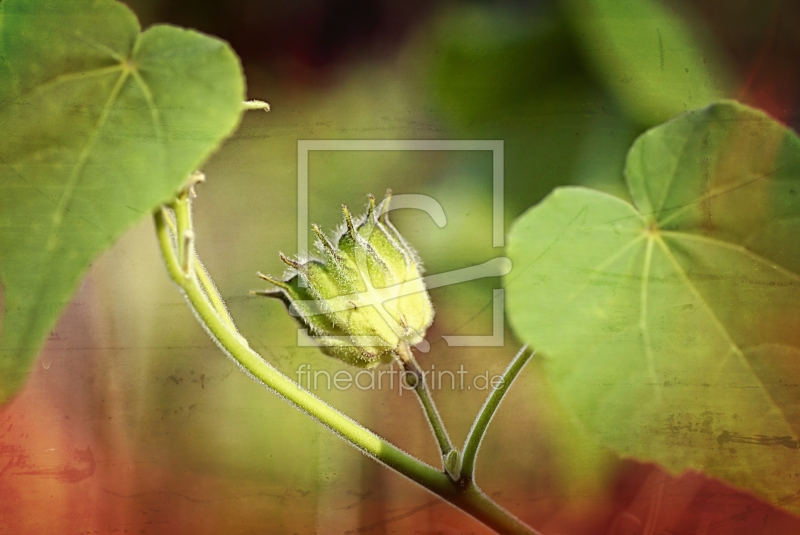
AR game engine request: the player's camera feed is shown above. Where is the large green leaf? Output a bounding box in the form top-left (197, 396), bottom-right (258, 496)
top-left (0, 0), bottom-right (245, 404)
top-left (506, 101), bottom-right (800, 510)
top-left (562, 0), bottom-right (730, 125)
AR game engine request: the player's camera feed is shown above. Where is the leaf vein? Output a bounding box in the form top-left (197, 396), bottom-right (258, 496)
top-left (655, 129), bottom-right (693, 215)
top-left (48, 68), bottom-right (131, 243)
top-left (131, 68), bottom-right (166, 171)
top-left (656, 166), bottom-right (782, 228)
top-left (564, 234), bottom-right (647, 305)
top-left (661, 231), bottom-right (800, 284)
top-left (653, 236), bottom-right (780, 410)
top-left (640, 236), bottom-right (660, 398)
top-left (8, 64), bottom-right (124, 107)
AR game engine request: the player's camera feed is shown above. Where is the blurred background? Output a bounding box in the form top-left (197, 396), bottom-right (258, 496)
top-left (2, 0), bottom-right (800, 533)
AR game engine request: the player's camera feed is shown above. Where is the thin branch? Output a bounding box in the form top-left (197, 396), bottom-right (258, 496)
top-left (163, 199), bottom-right (238, 334)
top-left (461, 345), bottom-right (534, 480)
top-left (195, 259), bottom-right (239, 335)
top-left (397, 341), bottom-right (456, 477)
top-left (170, 193), bottom-right (192, 273)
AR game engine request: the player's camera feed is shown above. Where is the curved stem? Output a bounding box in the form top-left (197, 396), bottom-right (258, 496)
top-left (155, 209), bottom-right (448, 486)
top-left (154, 207), bottom-right (541, 535)
top-left (194, 258), bottom-right (239, 333)
top-left (163, 202), bottom-right (238, 334)
top-left (461, 345), bottom-right (533, 480)
top-left (397, 341), bottom-right (455, 461)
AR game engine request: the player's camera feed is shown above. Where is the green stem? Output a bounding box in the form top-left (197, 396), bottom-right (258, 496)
top-left (162, 205), bottom-right (238, 334)
top-left (454, 480), bottom-right (539, 535)
top-left (194, 258), bottom-right (239, 334)
top-left (153, 208), bottom-right (541, 535)
top-left (170, 194), bottom-right (192, 273)
top-left (461, 345), bottom-right (533, 480)
top-left (397, 342), bottom-right (455, 463)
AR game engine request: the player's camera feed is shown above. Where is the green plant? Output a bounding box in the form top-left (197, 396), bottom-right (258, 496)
top-left (505, 100), bottom-right (800, 511)
top-left (2, 0), bottom-right (800, 533)
top-left (154, 185), bottom-right (538, 534)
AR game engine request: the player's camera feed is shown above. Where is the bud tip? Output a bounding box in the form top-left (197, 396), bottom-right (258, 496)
top-left (342, 205), bottom-right (357, 237)
top-left (279, 253), bottom-right (303, 270)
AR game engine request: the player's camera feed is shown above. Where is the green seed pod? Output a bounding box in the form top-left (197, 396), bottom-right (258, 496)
top-left (256, 192), bottom-right (434, 368)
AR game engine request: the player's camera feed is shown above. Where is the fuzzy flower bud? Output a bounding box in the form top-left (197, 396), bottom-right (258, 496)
top-left (256, 192), bottom-right (434, 368)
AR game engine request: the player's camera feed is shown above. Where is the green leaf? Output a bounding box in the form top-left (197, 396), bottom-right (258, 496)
top-left (563, 0), bottom-right (730, 125)
top-left (506, 101), bottom-right (800, 510)
top-left (0, 0), bottom-right (245, 404)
